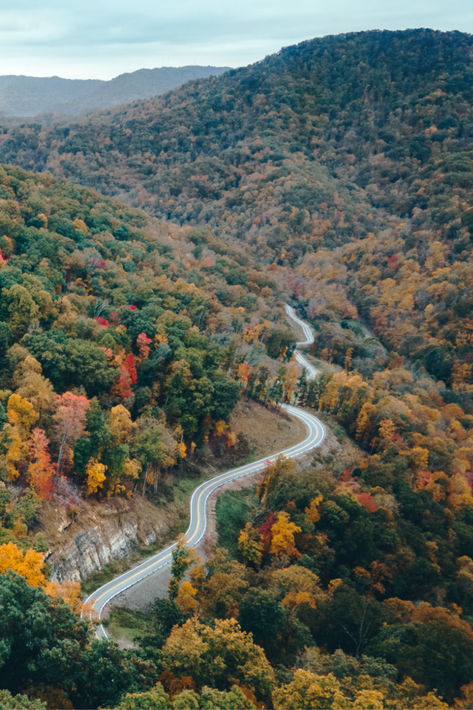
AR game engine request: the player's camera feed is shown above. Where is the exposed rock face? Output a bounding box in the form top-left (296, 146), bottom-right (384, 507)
top-left (44, 496), bottom-right (172, 583)
top-left (43, 402), bottom-right (307, 585)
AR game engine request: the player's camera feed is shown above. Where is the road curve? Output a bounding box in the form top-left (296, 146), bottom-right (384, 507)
top-left (85, 306), bottom-right (324, 639)
top-left (285, 304), bottom-right (318, 381)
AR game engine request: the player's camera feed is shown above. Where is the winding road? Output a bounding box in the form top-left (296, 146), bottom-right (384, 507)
top-left (85, 305), bottom-right (324, 639)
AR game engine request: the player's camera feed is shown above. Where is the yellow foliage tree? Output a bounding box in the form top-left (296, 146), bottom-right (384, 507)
top-left (270, 512), bottom-right (301, 558)
top-left (72, 217), bottom-right (88, 233)
top-left (177, 441), bottom-right (187, 459)
top-left (356, 402), bottom-right (377, 442)
top-left (4, 393), bottom-right (39, 480)
top-left (86, 459), bottom-right (107, 496)
top-left (409, 446), bottom-right (430, 471)
top-left (448, 473), bottom-right (473, 510)
top-left (283, 358), bottom-right (299, 402)
top-left (108, 404), bottom-right (134, 443)
top-left (273, 668), bottom-right (448, 710)
top-left (271, 565), bottom-right (322, 617)
top-left (176, 580), bottom-right (198, 615)
top-left (305, 494), bottom-right (323, 523)
top-left (0, 541), bottom-right (47, 588)
top-left (378, 418), bottom-right (396, 446)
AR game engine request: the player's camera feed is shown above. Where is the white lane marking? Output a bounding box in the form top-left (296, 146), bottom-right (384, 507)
top-left (85, 305), bottom-right (323, 634)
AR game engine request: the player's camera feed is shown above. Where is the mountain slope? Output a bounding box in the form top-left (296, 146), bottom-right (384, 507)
top-left (1, 29), bottom-right (471, 248)
top-left (1, 29), bottom-right (471, 396)
top-left (0, 66), bottom-right (229, 118)
top-left (0, 162), bottom-right (289, 509)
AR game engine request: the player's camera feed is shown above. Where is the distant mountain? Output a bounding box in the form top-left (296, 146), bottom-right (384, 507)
top-left (2, 31), bottom-right (473, 705)
top-left (1, 29), bottom-right (471, 396)
top-left (0, 66), bottom-right (230, 118)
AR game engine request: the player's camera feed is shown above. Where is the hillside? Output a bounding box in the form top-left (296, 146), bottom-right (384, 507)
top-left (1, 29), bottom-right (473, 708)
top-left (0, 29), bottom-right (471, 398)
top-left (0, 66), bottom-right (229, 118)
top-left (0, 163), bottom-right (301, 554)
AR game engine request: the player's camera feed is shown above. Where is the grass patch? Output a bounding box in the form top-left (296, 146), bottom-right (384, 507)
top-left (104, 607), bottom-right (149, 644)
top-left (216, 488), bottom-right (258, 556)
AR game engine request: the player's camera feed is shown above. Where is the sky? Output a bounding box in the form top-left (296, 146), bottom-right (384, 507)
top-left (0, 0), bottom-right (472, 80)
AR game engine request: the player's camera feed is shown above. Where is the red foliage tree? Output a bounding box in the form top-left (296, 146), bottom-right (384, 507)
top-left (137, 332), bottom-right (152, 358)
top-left (54, 392), bottom-right (89, 474)
top-left (357, 492), bottom-right (378, 513)
top-left (27, 427), bottom-right (56, 500)
top-left (259, 512), bottom-right (277, 554)
top-left (124, 353), bottom-right (138, 384)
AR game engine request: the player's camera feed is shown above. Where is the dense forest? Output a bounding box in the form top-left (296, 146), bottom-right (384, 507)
top-left (0, 28), bottom-right (472, 709)
top-left (0, 162), bottom-right (300, 560)
top-left (0, 29), bottom-right (471, 397)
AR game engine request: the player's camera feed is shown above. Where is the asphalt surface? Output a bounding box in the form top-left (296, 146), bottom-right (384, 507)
top-left (85, 305), bottom-right (324, 639)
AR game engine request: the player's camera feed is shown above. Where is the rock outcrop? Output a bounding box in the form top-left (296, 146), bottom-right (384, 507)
top-left (43, 496), bottom-right (174, 582)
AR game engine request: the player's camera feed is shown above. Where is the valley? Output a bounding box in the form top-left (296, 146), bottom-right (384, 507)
top-left (0, 27), bottom-right (472, 710)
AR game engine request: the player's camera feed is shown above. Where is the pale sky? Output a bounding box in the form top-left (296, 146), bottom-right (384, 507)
top-left (0, 0), bottom-right (472, 79)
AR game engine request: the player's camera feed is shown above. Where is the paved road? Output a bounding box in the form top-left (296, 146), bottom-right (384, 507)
top-left (285, 303), bottom-right (318, 380)
top-left (285, 304), bottom-right (314, 347)
top-left (85, 305), bottom-right (324, 639)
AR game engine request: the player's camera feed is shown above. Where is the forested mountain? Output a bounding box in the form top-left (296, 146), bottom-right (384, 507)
top-left (0, 29), bottom-right (471, 397)
top-left (1, 28), bottom-right (473, 709)
top-left (0, 162), bottom-right (297, 545)
top-left (0, 165), bottom-right (302, 707)
top-left (0, 66), bottom-right (229, 118)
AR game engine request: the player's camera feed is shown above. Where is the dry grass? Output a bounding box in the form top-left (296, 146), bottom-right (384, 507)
top-left (230, 399), bottom-right (306, 457)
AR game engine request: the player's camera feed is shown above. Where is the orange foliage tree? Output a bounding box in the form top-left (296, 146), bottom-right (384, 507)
top-left (27, 427), bottom-right (56, 500)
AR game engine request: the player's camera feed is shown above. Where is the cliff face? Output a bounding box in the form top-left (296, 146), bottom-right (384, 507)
top-left (42, 496), bottom-right (176, 582)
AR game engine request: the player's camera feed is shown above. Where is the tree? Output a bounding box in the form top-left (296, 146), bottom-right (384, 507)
top-left (2, 284), bottom-right (39, 337)
top-left (283, 358), bottom-right (299, 402)
top-left (137, 332), bottom-right (152, 358)
top-left (134, 418), bottom-right (176, 494)
top-left (273, 670), bottom-right (353, 710)
top-left (53, 391), bottom-right (89, 474)
top-left (0, 690), bottom-right (46, 710)
top-left (110, 683), bottom-right (170, 710)
top-left (111, 682), bottom-right (256, 709)
top-left (0, 572), bottom-right (151, 708)
top-left (371, 605), bottom-right (473, 702)
top-left (141, 598), bottom-right (184, 651)
top-left (168, 535), bottom-right (195, 600)
top-left (176, 581), bottom-right (198, 615)
top-left (238, 522), bottom-right (263, 568)
top-left (194, 551), bottom-right (248, 620)
top-left (14, 356), bottom-right (55, 421)
top-left (4, 393), bottom-right (38, 480)
top-left (109, 404), bottom-right (134, 443)
top-left (238, 589), bottom-right (286, 659)
top-left (266, 327), bottom-right (296, 360)
top-left (314, 586), bottom-right (385, 658)
top-left (270, 512), bottom-right (301, 558)
top-left (0, 542), bottom-right (47, 588)
top-left (86, 459), bottom-right (107, 496)
top-left (27, 427), bottom-right (56, 500)
top-left (160, 617), bottom-right (274, 703)
top-left (0, 572), bottom-right (89, 695)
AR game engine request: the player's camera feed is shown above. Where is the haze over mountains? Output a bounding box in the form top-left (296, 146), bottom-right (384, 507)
top-left (0, 65), bottom-right (229, 118)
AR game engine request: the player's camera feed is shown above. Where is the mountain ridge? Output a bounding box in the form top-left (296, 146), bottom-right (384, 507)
top-left (1, 29), bottom-right (471, 396)
top-left (0, 65), bottom-right (230, 118)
